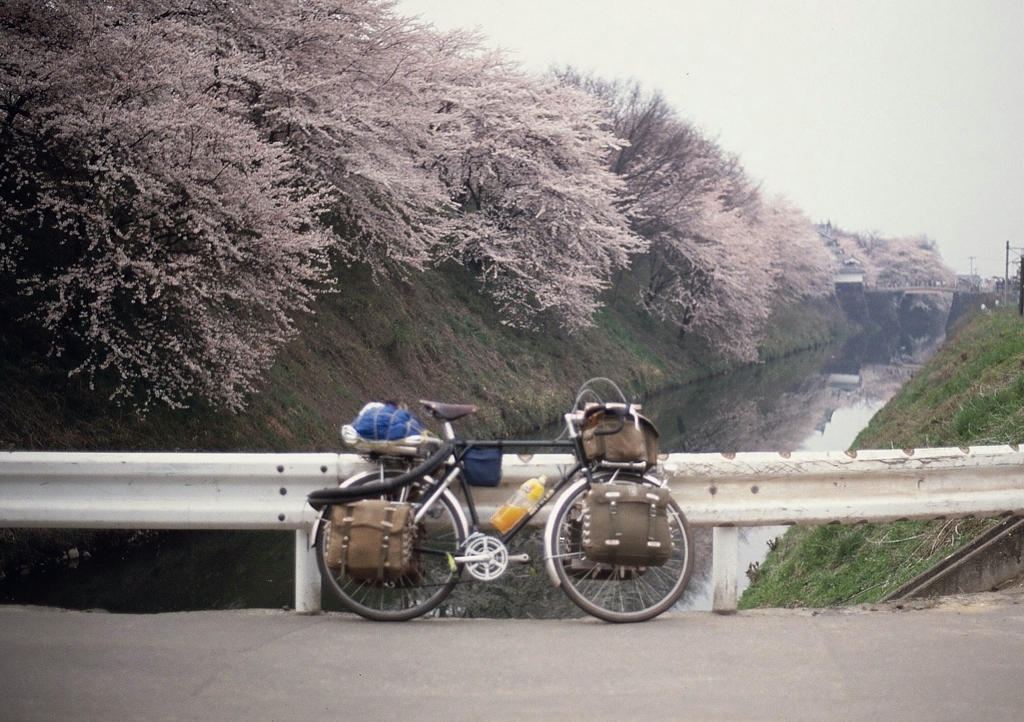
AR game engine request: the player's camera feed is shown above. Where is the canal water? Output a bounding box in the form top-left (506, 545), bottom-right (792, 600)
top-left (642, 293), bottom-right (950, 611)
top-left (0, 299), bottom-right (949, 616)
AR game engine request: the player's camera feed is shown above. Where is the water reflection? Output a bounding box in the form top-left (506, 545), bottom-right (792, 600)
top-left (642, 351), bottom-right (926, 456)
top-left (659, 313), bottom-right (946, 611)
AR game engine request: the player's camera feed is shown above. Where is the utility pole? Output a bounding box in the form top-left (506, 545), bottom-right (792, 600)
top-left (1006, 244), bottom-right (1024, 313)
top-left (1006, 241), bottom-right (1010, 306)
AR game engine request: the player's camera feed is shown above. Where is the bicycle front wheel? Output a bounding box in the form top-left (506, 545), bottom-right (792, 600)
top-left (316, 470), bottom-right (467, 621)
top-left (547, 473), bottom-right (694, 623)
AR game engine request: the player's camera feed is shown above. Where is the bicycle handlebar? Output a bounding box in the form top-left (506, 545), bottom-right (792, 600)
top-left (306, 440), bottom-right (454, 509)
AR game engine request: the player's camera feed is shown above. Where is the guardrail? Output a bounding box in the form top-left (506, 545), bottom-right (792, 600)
top-left (2, 445), bottom-right (1023, 614)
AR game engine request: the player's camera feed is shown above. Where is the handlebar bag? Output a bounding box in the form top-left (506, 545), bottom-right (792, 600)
top-left (581, 409), bottom-right (659, 470)
top-left (581, 483), bottom-right (673, 567)
top-left (323, 500), bottom-right (415, 581)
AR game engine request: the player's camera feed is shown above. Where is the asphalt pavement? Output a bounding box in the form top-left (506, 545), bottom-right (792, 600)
top-left (1, 589), bottom-right (1022, 722)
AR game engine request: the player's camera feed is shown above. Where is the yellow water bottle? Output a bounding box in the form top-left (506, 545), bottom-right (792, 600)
top-left (490, 475), bottom-right (547, 534)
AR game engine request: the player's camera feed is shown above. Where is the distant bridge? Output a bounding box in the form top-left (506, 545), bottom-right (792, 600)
top-left (865, 284), bottom-right (960, 294)
top-left (834, 277), bottom-right (969, 294)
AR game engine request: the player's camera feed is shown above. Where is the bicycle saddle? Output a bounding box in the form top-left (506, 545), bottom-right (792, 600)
top-left (419, 400), bottom-right (479, 421)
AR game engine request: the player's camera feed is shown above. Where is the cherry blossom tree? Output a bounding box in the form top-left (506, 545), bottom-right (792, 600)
top-left (200, 0), bottom-right (465, 274)
top-left (177, 1), bottom-right (640, 330)
top-left (430, 65), bottom-right (642, 329)
top-left (759, 198), bottom-right (836, 303)
top-left (1, 1), bottom-right (331, 409)
top-left (235, 3), bottom-right (641, 329)
top-left (2, 0), bottom-right (647, 408)
top-left (556, 72), bottom-right (834, 359)
top-left (2, 0), bottom-right (850, 412)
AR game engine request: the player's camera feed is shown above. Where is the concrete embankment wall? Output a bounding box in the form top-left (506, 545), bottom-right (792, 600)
top-left (883, 516), bottom-right (1024, 601)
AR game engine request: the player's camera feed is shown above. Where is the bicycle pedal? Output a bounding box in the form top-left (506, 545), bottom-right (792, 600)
top-left (507, 553), bottom-right (530, 564)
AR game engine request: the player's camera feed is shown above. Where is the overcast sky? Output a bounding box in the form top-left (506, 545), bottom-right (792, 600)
top-left (396, 0), bottom-right (1024, 278)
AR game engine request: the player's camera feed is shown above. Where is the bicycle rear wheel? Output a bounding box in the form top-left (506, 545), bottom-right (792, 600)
top-left (547, 473), bottom-right (693, 623)
top-left (316, 470), bottom-right (467, 621)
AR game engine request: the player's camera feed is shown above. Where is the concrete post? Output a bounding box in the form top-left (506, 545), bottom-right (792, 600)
top-left (294, 529), bottom-right (322, 614)
top-left (712, 526), bottom-right (739, 614)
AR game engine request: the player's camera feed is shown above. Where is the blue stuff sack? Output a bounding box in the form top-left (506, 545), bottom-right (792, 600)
top-left (463, 447), bottom-right (503, 487)
top-left (351, 403), bottom-right (425, 441)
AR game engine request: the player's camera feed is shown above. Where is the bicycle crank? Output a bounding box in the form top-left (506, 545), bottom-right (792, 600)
top-left (457, 533), bottom-right (512, 581)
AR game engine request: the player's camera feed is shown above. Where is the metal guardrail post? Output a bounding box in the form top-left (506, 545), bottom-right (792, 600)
top-left (294, 529), bottom-right (322, 614)
top-left (712, 527), bottom-right (739, 613)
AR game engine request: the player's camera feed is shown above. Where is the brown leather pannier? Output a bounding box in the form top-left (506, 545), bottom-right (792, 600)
top-left (582, 483), bottom-right (673, 567)
top-left (323, 499), bottom-right (415, 581)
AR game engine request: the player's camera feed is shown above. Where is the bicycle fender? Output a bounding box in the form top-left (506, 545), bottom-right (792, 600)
top-left (309, 507), bottom-right (328, 549)
top-left (307, 469), bottom-right (383, 547)
top-left (307, 441), bottom-right (452, 508)
top-left (542, 476), bottom-right (590, 588)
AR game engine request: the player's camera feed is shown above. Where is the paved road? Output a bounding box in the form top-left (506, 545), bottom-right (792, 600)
top-left (2, 589), bottom-right (1022, 722)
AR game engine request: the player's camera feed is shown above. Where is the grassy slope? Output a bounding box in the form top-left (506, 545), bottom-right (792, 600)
top-left (0, 264), bottom-right (847, 574)
top-left (740, 308), bottom-right (1024, 609)
top-left (0, 262), bottom-right (846, 452)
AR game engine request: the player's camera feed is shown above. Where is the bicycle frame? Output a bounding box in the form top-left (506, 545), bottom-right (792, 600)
top-left (442, 442), bottom-right (581, 534)
top-left (309, 413), bottom-right (586, 550)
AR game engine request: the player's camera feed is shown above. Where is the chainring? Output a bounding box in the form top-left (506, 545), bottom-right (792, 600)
top-left (462, 533), bottom-right (510, 581)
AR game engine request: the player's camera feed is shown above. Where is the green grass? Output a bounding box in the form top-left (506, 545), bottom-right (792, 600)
top-left (740, 307), bottom-right (1024, 609)
top-left (741, 519), bottom-right (997, 608)
top-left (854, 307), bottom-right (1024, 449)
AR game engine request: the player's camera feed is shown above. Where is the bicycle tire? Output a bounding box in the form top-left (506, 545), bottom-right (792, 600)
top-left (546, 473), bottom-right (693, 623)
top-left (316, 469), bottom-right (467, 621)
